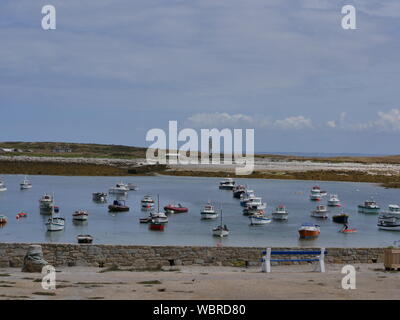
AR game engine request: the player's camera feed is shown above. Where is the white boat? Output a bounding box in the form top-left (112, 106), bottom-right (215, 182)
top-left (212, 209), bottom-right (229, 237)
top-left (380, 205), bottom-right (400, 218)
top-left (378, 215), bottom-right (400, 231)
top-left (309, 189), bottom-right (321, 201)
top-left (245, 197), bottom-right (266, 209)
top-left (20, 176), bottom-right (32, 190)
top-left (327, 194), bottom-right (341, 207)
top-left (39, 194), bottom-right (54, 214)
top-left (127, 183), bottom-right (138, 191)
top-left (141, 195), bottom-right (155, 209)
top-left (240, 190), bottom-right (256, 206)
top-left (150, 196), bottom-right (168, 224)
top-left (72, 210), bottom-right (88, 221)
top-left (311, 205), bottom-right (328, 219)
top-left (243, 204), bottom-right (265, 216)
top-left (200, 203), bottom-right (219, 219)
top-left (109, 182), bottom-right (129, 194)
top-left (46, 201), bottom-right (65, 232)
top-left (92, 192), bottom-right (107, 202)
top-left (311, 185), bottom-right (327, 196)
top-left (0, 180), bottom-right (7, 192)
top-left (218, 178), bottom-right (235, 190)
top-left (249, 213), bottom-right (271, 225)
top-left (271, 205), bottom-right (289, 220)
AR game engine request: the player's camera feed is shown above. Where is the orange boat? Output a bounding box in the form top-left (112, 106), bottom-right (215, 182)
top-left (298, 223), bottom-right (320, 239)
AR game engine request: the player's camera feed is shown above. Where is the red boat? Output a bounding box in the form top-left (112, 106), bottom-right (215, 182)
top-left (164, 204), bottom-right (188, 214)
top-left (149, 222), bottom-right (165, 231)
top-left (16, 212), bottom-right (28, 219)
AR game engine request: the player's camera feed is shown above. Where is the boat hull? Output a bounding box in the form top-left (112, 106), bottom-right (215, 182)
top-left (332, 215), bottom-right (349, 224)
top-left (272, 212), bottom-right (288, 220)
top-left (213, 229), bottom-right (229, 237)
top-left (358, 206), bottom-right (380, 214)
top-left (201, 212), bottom-right (218, 219)
top-left (108, 205), bottom-right (129, 212)
top-left (298, 229), bottom-right (320, 239)
top-left (249, 216), bottom-right (271, 225)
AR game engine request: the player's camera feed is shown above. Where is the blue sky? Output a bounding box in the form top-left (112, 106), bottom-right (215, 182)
top-left (1, 0), bottom-right (400, 154)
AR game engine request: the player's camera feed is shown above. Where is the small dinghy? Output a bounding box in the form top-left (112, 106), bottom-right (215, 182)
top-left (339, 228), bottom-right (357, 233)
top-left (92, 192), bottom-right (107, 202)
top-left (332, 213), bottom-right (349, 224)
top-left (0, 215), bottom-right (8, 225)
top-left (16, 212), bottom-right (28, 219)
top-left (20, 176), bottom-right (32, 190)
top-left (249, 213), bottom-right (272, 225)
top-left (298, 223), bottom-right (320, 239)
top-left (77, 234), bottom-right (93, 244)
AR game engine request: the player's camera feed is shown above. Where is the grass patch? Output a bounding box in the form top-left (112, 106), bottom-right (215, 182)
top-left (0, 294), bottom-right (30, 299)
top-left (0, 273), bottom-right (10, 277)
top-left (137, 280), bottom-right (162, 285)
top-left (98, 264), bottom-right (121, 273)
top-left (88, 296), bottom-right (104, 300)
top-left (157, 288), bottom-right (166, 292)
top-left (32, 291), bottom-right (56, 296)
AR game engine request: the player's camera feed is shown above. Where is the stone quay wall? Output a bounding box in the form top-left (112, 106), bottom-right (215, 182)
top-left (0, 243), bottom-right (385, 269)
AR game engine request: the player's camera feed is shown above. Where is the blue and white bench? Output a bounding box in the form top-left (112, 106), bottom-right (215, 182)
top-left (261, 248), bottom-right (327, 273)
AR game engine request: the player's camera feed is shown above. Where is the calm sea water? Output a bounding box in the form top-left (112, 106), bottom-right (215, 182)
top-left (0, 174), bottom-right (399, 247)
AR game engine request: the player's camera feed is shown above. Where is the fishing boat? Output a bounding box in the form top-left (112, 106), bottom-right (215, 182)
top-left (108, 199), bottom-right (130, 212)
top-left (358, 198), bottom-right (380, 214)
top-left (309, 189), bottom-right (321, 201)
top-left (0, 215), bottom-right (7, 224)
top-left (311, 186), bottom-right (327, 196)
top-left (311, 205), bottom-right (328, 219)
top-left (377, 215), bottom-right (400, 231)
top-left (108, 182), bottom-right (129, 194)
top-left (249, 213), bottom-right (271, 225)
top-left (332, 213), bottom-right (349, 224)
top-left (149, 221), bottom-right (165, 231)
top-left (218, 178), bottom-right (235, 190)
top-left (200, 203), bottom-right (219, 219)
top-left (20, 176), bottom-right (32, 190)
top-left (232, 185), bottom-right (246, 199)
top-left (242, 204), bottom-right (265, 216)
top-left (46, 205), bottom-right (65, 232)
top-left (327, 194), bottom-right (341, 207)
top-left (244, 197), bottom-right (266, 210)
top-left (77, 234), bottom-right (93, 244)
top-left (72, 210), bottom-right (88, 221)
top-left (127, 183), bottom-right (138, 191)
top-left (92, 192), bottom-right (107, 202)
top-left (139, 217), bottom-right (152, 223)
top-left (298, 223), bottom-right (320, 239)
top-left (0, 180), bottom-right (7, 192)
top-left (212, 209), bottom-right (229, 237)
top-left (271, 205), bottom-right (289, 221)
top-left (339, 227), bottom-right (357, 233)
top-left (141, 195), bottom-right (155, 209)
top-left (240, 190), bottom-right (256, 206)
top-left (164, 203), bottom-right (188, 214)
top-left (39, 194), bottom-right (54, 214)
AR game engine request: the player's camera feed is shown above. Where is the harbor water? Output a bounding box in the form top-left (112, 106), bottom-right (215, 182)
top-left (0, 174), bottom-right (399, 247)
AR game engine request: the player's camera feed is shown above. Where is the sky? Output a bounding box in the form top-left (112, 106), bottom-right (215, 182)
top-left (1, 0), bottom-right (400, 154)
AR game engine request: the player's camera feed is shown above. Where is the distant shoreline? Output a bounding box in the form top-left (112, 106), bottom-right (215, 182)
top-left (1, 155), bottom-right (400, 188)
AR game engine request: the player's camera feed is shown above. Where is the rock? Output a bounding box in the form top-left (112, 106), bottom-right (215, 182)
top-left (21, 245), bottom-right (48, 273)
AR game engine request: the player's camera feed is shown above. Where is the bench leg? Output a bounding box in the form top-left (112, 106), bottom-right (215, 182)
top-left (314, 248), bottom-right (325, 273)
top-left (261, 248), bottom-right (271, 273)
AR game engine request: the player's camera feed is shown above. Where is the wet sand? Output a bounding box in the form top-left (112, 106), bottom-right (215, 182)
top-left (0, 264), bottom-right (399, 300)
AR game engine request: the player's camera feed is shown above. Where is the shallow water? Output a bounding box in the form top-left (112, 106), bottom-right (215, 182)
top-left (0, 174), bottom-right (399, 247)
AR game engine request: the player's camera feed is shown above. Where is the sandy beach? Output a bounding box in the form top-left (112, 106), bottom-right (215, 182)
top-left (0, 264), bottom-right (399, 300)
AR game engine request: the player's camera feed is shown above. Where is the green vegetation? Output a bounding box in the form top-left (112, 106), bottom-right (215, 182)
top-left (32, 291), bottom-right (56, 296)
top-left (137, 280), bottom-right (162, 285)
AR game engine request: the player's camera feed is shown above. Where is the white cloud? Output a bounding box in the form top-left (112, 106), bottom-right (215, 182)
top-left (374, 109), bottom-right (400, 131)
top-left (273, 116), bottom-right (313, 130)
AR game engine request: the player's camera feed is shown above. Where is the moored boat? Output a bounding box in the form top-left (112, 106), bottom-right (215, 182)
top-left (20, 176), bottom-right (32, 190)
top-left (108, 182), bottom-right (129, 194)
top-left (242, 204), bottom-right (265, 216)
top-left (232, 185), bottom-right (246, 198)
top-left (0, 215), bottom-right (8, 224)
top-left (271, 205), bottom-right (288, 220)
top-left (358, 198), bottom-right (380, 214)
top-left (249, 213), bottom-right (271, 225)
top-left (149, 221), bottom-right (165, 231)
top-left (0, 180), bottom-right (7, 192)
top-left (244, 197), bottom-right (266, 210)
top-left (240, 190), bottom-right (256, 206)
top-left (72, 210), bottom-right (88, 221)
top-left (92, 192), bottom-right (107, 202)
top-left (108, 200), bottom-right (130, 212)
top-left (200, 203), bottom-right (218, 219)
top-left (77, 234), bottom-right (93, 244)
top-left (311, 205), bottom-right (328, 219)
top-left (141, 195), bottom-right (155, 209)
top-left (39, 194), bottom-right (54, 214)
top-left (16, 212), bottom-right (28, 219)
top-left (212, 209), bottom-right (229, 237)
top-left (332, 213), bottom-right (349, 224)
top-left (298, 223), bottom-right (320, 239)
top-left (218, 178), bottom-right (235, 190)
top-left (46, 203), bottom-right (65, 232)
top-left (309, 189), bottom-right (321, 201)
top-left (127, 183), bottom-right (138, 191)
top-left (377, 215), bottom-right (400, 231)
top-left (164, 203), bottom-right (188, 214)
top-left (327, 194), bottom-right (341, 207)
